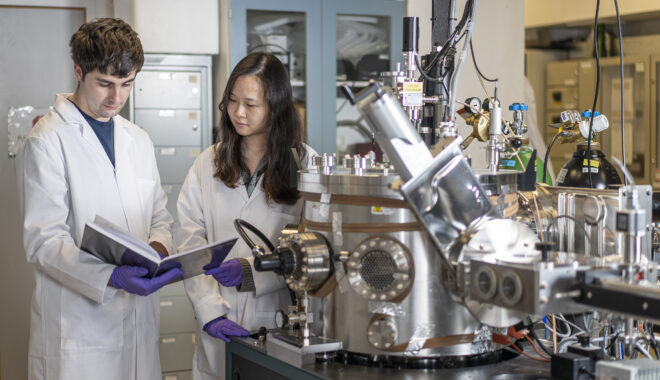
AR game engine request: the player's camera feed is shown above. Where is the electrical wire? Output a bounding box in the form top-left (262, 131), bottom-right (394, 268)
top-left (543, 316), bottom-right (572, 338)
top-left (469, 39), bottom-right (497, 82)
top-left (509, 341), bottom-right (551, 362)
top-left (586, 0), bottom-right (602, 188)
top-left (448, 0), bottom-right (479, 120)
top-left (543, 132), bottom-right (562, 184)
top-left (528, 328), bottom-right (554, 357)
top-left (635, 341), bottom-right (653, 359)
top-left (579, 367), bottom-right (596, 379)
top-left (614, 0), bottom-right (628, 184)
top-left (554, 314), bottom-right (588, 335)
top-left (416, 0), bottom-right (474, 81)
top-left (523, 333), bottom-right (551, 359)
top-left (650, 337), bottom-right (660, 359)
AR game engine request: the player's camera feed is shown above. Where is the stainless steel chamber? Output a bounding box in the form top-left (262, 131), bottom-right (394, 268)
top-left (298, 158), bottom-right (497, 359)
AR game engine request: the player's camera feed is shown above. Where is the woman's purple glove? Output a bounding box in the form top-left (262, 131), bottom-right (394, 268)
top-left (110, 265), bottom-right (183, 296)
top-left (203, 316), bottom-right (249, 342)
top-left (205, 258), bottom-right (242, 287)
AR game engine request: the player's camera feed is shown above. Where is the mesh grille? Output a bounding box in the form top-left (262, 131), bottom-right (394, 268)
top-left (359, 250), bottom-right (396, 291)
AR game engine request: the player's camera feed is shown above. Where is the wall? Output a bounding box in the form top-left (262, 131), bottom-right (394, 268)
top-left (113, 0), bottom-right (219, 55)
top-left (0, 3), bottom-right (109, 379)
top-left (526, 0), bottom-right (660, 29)
top-left (406, 0), bottom-right (525, 169)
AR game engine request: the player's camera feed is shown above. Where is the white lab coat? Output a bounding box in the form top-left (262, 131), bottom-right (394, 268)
top-left (16, 93), bottom-right (173, 380)
top-left (177, 143), bottom-right (316, 379)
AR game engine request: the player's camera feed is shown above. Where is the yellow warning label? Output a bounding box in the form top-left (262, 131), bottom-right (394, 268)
top-left (403, 82), bottom-right (423, 93)
top-left (582, 159), bottom-right (599, 168)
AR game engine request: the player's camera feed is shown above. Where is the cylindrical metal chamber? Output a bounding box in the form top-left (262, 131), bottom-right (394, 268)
top-left (299, 162), bottom-right (497, 361)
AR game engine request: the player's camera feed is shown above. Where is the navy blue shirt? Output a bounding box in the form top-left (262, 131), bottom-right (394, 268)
top-left (73, 103), bottom-right (115, 167)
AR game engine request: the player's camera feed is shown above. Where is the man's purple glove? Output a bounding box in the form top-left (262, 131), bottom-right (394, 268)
top-left (205, 258), bottom-right (242, 287)
top-left (110, 265), bottom-right (183, 296)
top-left (203, 316), bottom-right (249, 343)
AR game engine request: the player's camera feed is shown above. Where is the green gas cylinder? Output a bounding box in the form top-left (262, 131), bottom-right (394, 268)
top-left (499, 144), bottom-right (553, 185)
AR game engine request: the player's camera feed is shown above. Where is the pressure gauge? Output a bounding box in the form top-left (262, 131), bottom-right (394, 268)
top-left (464, 97), bottom-right (482, 114)
top-left (275, 310), bottom-right (289, 328)
top-left (482, 97), bottom-right (492, 112)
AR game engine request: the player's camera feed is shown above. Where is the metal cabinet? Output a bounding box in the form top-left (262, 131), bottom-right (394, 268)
top-left (129, 55), bottom-right (212, 379)
top-left (545, 60), bottom-right (598, 176)
top-left (159, 332), bottom-right (196, 372)
top-left (229, 0), bottom-right (404, 154)
top-left (157, 282), bottom-right (198, 378)
top-left (130, 54), bottom-right (213, 220)
top-left (599, 56), bottom-right (651, 185)
top-left (545, 57), bottom-right (653, 186)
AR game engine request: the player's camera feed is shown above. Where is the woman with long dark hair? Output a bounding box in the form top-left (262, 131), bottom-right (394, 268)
top-left (176, 52), bottom-right (316, 379)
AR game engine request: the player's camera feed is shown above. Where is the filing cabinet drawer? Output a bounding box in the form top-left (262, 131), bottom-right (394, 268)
top-left (136, 109), bottom-right (201, 147)
top-left (546, 61), bottom-right (578, 86)
top-left (546, 87), bottom-right (578, 111)
top-left (155, 146), bottom-right (200, 184)
top-left (160, 295), bottom-right (197, 335)
top-left (159, 332), bottom-right (195, 372)
top-left (134, 71), bottom-right (201, 109)
top-left (163, 371), bottom-right (192, 380)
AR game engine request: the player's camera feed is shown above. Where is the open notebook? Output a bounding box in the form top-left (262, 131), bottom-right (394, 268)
top-left (81, 215), bottom-right (237, 279)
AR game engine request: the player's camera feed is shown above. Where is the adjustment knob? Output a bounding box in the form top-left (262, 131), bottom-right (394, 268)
top-left (582, 110), bottom-right (601, 118)
top-left (508, 102), bottom-right (528, 111)
top-left (535, 241), bottom-right (556, 262)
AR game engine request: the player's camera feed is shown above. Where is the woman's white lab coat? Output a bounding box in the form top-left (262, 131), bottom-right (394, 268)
top-left (176, 143), bottom-right (315, 379)
top-left (16, 94), bottom-right (173, 380)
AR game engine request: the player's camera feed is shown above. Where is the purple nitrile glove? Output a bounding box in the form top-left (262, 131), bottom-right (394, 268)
top-left (203, 316), bottom-right (249, 343)
top-left (110, 265), bottom-right (183, 296)
top-left (205, 258), bottom-right (242, 287)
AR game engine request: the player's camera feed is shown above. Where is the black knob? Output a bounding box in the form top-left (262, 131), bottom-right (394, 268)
top-left (510, 138), bottom-right (523, 148)
top-left (258, 326), bottom-right (268, 339)
top-left (577, 334), bottom-right (590, 347)
top-left (535, 241), bottom-right (556, 262)
top-left (254, 253), bottom-right (283, 272)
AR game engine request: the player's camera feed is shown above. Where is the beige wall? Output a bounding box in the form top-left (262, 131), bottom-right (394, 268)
top-left (406, 0), bottom-right (525, 169)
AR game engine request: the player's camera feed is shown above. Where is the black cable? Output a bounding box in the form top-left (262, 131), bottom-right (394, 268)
top-left (528, 328), bottom-right (554, 357)
top-left (543, 132), bottom-right (562, 184)
top-left (579, 367), bottom-right (596, 379)
top-left (469, 39), bottom-right (498, 82)
top-left (417, 0), bottom-right (474, 80)
top-left (415, 54), bottom-right (447, 83)
top-left (614, 0), bottom-right (627, 183)
top-left (649, 334), bottom-right (660, 359)
top-left (233, 219), bottom-right (276, 254)
top-left (606, 332), bottom-right (620, 351)
top-left (587, 0), bottom-right (602, 188)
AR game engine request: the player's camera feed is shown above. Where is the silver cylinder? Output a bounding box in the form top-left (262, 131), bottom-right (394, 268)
top-left (299, 165), bottom-right (494, 357)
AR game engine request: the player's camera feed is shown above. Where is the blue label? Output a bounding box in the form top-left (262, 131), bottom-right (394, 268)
top-left (501, 159), bottom-right (516, 167)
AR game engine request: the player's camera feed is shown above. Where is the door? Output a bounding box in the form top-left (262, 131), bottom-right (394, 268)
top-left (0, 7), bottom-right (85, 379)
top-left (230, 0), bottom-right (322, 150)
